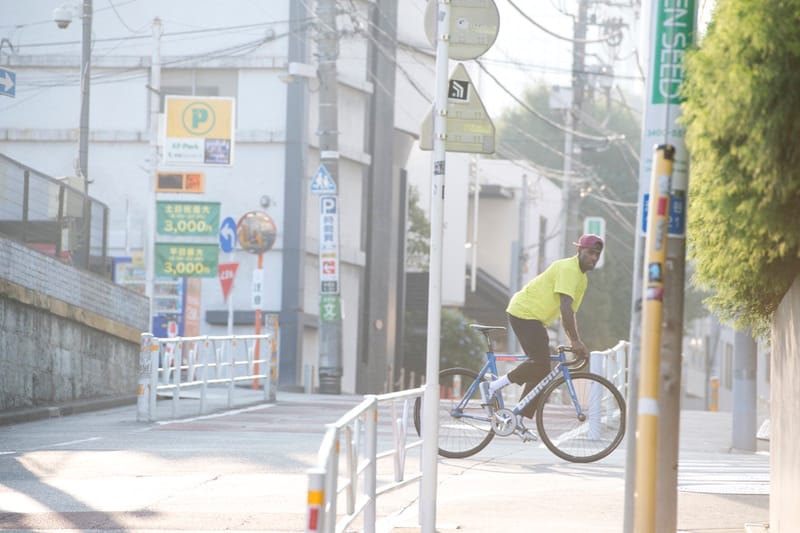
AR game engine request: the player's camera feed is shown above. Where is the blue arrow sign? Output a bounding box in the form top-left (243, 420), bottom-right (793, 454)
top-left (310, 165), bottom-right (337, 194)
top-left (219, 216), bottom-right (238, 253)
top-left (0, 67), bottom-right (16, 98)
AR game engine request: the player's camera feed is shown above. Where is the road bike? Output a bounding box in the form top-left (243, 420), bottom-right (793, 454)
top-left (413, 324), bottom-right (626, 463)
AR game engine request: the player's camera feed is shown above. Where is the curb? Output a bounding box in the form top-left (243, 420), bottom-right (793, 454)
top-left (0, 394), bottom-right (137, 426)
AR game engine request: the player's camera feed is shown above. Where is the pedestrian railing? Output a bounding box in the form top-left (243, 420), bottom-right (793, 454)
top-left (306, 387), bottom-right (425, 533)
top-left (137, 333), bottom-right (277, 422)
top-left (590, 340), bottom-right (630, 399)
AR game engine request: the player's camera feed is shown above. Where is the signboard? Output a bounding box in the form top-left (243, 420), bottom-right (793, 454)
top-left (218, 262), bottom-right (238, 301)
top-left (424, 0), bottom-right (500, 60)
top-left (0, 67), bottom-right (16, 98)
top-left (252, 269), bottom-right (264, 309)
top-left (219, 216), bottom-right (238, 253)
top-left (310, 164), bottom-right (337, 194)
top-left (156, 171), bottom-right (205, 193)
top-left (319, 196), bottom-right (340, 294)
top-left (155, 243), bottom-right (219, 277)
top-left (320, 294), bottom-right (341, 322)
top-left (237, 211), bottom-right (277, 254)
top-left (163, 96), bottom-right (235, 166)
top-left (637, 0), bottom-right (695, 235)
top-left (583, 216), bottom-right (606, 269)
top-left (420, 63), bottom-right (495, 154)
top-left (156, 201), bottom-right (220, 237)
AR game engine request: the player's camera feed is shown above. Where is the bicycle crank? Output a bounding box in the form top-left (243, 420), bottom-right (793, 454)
top-left (490, 408), bottom-right (517, 436)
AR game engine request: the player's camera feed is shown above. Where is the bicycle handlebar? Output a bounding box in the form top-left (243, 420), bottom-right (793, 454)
top-left (555, 345), bottom-right (587, 369)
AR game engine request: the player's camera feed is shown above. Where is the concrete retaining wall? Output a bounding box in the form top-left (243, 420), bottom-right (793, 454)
top-left (0, 238), bottom-right (149, 410)
top-left (770, 276), bottom-right (800, 532)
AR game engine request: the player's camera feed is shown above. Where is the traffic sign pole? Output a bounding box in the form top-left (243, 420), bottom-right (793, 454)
top-left (252, 252), bottom-right (263, 390)
top-left (219, 216), bottom-right (238, 336)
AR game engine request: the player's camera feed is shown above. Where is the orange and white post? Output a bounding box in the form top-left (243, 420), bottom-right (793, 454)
top-left (634, 144), bottom-right (674, 533)
top-left (305, 468), bottom-right (325, 533)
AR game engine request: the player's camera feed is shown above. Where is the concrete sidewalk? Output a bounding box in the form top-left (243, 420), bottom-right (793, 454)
top-left (377, 409), bottom-right (769, 533)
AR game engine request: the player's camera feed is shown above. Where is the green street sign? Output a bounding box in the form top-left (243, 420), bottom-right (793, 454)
top-left (155, 243), bottom-right (219, 277)
top-left (320, 294), bottom-right (341, 322)
top-left (651, 0), bottom-right (695, 105)
top-left (157, 201), bottom-right (220, 237)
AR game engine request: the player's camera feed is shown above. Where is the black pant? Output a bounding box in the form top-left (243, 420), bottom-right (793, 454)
top-left (507, 314), bottom-right (550, 419)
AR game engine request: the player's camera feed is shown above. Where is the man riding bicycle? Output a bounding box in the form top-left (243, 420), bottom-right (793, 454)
top-left (482, 233), bottom-right (604, 439)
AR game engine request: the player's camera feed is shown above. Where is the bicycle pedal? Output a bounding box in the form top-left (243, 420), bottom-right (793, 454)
top-left (517, 428), bottom-right (538, 442)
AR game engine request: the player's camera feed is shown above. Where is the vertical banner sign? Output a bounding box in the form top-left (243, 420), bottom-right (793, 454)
top-left (638, 0), bottom-right (695, 236)
top-left (163, 96), bottom-right (235, 166)
top-left (319, 195), bottom-right (341, 322)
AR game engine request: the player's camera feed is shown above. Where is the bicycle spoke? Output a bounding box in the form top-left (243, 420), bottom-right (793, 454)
top-left (536, 373), bottom-right (626, 463)
top-left (415, 368), bottom-right (495, 459)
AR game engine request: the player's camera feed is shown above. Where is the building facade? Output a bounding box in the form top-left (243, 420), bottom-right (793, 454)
top-left (0, 0), bottom-right (436, 394)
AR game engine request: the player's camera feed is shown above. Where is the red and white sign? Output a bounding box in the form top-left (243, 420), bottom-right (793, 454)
top-left (321, 260), bottom-right (336, 275)
top-left (319, 196), bottom-right (340, 295)
top-left (218, 262), bottom-right (239, 301)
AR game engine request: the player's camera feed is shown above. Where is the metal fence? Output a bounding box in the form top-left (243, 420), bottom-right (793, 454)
top-left (304, 341), bottom-right (630, 533)
top-left (306, 387), bottom-right (425, 533)
top-left (0, 153), bottom-right (109, 273)
top-left (137, 333), bottom-right (277, 422)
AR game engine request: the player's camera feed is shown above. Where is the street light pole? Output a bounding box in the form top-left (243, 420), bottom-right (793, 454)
top-left (78, 0), bottom-right (91, 192)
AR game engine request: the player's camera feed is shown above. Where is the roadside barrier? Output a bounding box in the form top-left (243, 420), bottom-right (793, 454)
top-left (590, 340), bottom-right (630, 399)
top-left (305, 386), bottom-right (425, 533)
top-left (137, 333), bottom-right (275, 422)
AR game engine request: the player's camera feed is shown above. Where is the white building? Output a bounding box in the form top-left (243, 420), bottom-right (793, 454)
top-left (0, 0), bottom-right (439, 394)
top-left (0, 0), bottom-right (570, 393)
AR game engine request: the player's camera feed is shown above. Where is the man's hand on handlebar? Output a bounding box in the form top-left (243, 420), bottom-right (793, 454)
top-left (571, 339), bottom-right (589, 358)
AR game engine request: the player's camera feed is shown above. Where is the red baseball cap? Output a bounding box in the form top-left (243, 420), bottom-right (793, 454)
top-left (573, 233), bottom-right (604, 250)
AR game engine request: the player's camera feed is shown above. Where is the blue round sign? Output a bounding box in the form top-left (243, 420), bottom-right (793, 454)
top-left (219, 216), bottom-right (238, 253)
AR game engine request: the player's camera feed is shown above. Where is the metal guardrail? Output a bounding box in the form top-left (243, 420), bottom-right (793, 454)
top-left (136, 333), bottom-right (277, 422)
top-left (306, 387), bottom-right (425, 533)
top-left (0, 153), bottom-right (109, 272)
top-left (590, 340), bottom-right (630, 399)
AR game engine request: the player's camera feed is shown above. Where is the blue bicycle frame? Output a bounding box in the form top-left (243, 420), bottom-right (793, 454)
top-left (451, 347), bottom-right (586, 422)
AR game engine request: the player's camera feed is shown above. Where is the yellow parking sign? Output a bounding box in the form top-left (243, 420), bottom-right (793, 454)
top-left (163, 96), bottom-right (235, 166)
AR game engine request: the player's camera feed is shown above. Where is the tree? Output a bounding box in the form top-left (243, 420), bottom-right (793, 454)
top-left (403, 307), bottom-right (486, 375)
top-left (681, 0), bottom-right (800, 335)
top-left (405, 184), bottom-right (430, 271)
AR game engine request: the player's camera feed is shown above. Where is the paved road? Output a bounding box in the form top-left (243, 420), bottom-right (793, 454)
top-left (0, 393), bottom-right (362, 532)
top-left (0, 393), bottom-right (769, 533)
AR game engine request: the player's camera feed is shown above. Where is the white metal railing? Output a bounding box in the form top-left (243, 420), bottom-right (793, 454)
top-left (305, 387), bottom-right (425, 533)
top-left (590, 340), bottom-right (630, 399)
top-left (136, 333), bottom-right (277, 422)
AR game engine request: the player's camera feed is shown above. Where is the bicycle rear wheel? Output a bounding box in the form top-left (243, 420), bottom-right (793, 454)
top-left (413, 367), bottom-right (495, 458)
top-left (535, 372), bottom-right (626, 463)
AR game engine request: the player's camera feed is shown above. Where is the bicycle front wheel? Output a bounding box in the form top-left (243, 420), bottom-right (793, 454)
top-left (535, 372), bottom-right (626, 463)
top-left (413, 367), bottom-right (495, 459)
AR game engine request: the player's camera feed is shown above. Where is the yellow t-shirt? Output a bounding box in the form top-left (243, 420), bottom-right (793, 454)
top-left (506, 256), bottom-right (588, 326)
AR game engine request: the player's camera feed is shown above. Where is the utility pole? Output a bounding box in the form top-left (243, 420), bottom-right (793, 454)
top-left (145, 18), bottom-right (162, 331)
top-left (76, 0), bottom-right (92, 270)
top-left (561, 0), bottom-right (589, 258)
top-left (316, 0), bottom-right (343, 394)
top-left (624, 2), bottom-right (697, 532)
top-left (732, 328), bottom-right (757, 451)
